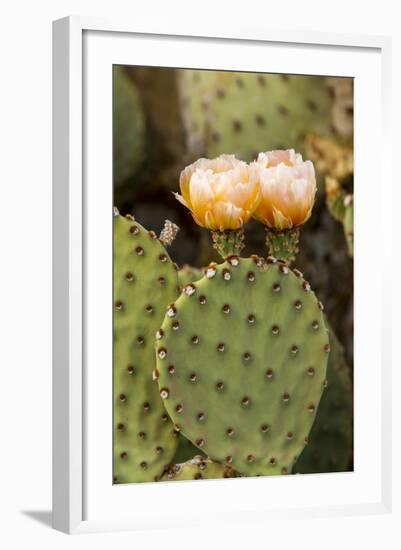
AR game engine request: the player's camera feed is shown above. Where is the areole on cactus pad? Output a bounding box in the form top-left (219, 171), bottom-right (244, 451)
top-left (155, 257), bottom-right (330, 476)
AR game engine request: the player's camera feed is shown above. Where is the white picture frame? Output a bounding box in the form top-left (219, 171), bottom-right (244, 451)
top-left (52, 16), bottom-right (392, 534)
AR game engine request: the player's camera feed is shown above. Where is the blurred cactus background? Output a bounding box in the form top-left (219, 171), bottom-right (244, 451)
top-left (113, 65), bottom-right (354, 476)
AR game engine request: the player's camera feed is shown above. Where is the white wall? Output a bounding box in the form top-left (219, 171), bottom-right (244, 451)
top-left (0, 0), bottom-right (399, 547)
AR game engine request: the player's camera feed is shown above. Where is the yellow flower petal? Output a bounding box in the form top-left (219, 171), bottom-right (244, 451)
top-left (207, 202), bottom-right (245, 231)
top-left (175, 155), bottom-right (260, 230)
top-left (188, 170), bottom-right (214, 225)
top-left (173, 192), bottom-right (189, 208)
top-left (252, 149), bottom-right (316, 229)
top-left (272, 207), bottom-right (292, 230)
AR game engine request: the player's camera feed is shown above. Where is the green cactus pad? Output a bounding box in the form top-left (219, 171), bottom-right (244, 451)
top-left (113, 209), bottom-right (180, 483)
top-left (294, 325), bottom-right (353, 474)
top-left (161, 456), bottom-right (240, 481)
top-left (178, 71), bottom-right (337, 162)
top-left (156, 257), bottom-right (329, 476)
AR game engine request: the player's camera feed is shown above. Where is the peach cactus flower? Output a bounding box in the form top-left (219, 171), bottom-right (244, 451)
top-left (251, 149), bottom-right (317, 230)
top-left (174, 155), bottom-right (260, 231)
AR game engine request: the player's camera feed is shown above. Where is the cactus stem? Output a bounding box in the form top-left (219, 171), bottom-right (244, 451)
top-left (265, 227), bottom-right (300, 265)
top-left (211, 229), bottom-right (245, 259)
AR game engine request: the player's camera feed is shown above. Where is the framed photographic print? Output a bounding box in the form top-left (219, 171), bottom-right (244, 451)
top-left (52, 17), bottom-right (392, 534)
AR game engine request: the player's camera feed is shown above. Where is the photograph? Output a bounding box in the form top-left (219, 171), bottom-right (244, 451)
top-left (0, 0), bottom-right (393, 542)
top-left (112, 65), bottom-right (354, 484)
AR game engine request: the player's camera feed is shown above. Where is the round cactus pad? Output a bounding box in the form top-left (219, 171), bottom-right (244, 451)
top-left (113, 211), bottom-right (179, 483)
top-left (156, 257), bottom-right (329, 476)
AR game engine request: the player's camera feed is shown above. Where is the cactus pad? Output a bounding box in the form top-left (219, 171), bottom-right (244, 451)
top-left (161, 456), bottom-right (240, 481)
top-left (113, 209), bottom-right (179, 482)
top-left (178, 71), bottom-right (338, 162)
top-left (156, 257), bottom-right (329, 476)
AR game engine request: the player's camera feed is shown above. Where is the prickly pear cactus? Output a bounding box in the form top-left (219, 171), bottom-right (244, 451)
top-left (178, 71), bottom-right (339, 162)
top-left (113, 209), bottom-right (180, 483)
top-left (155, 256), bottom-right (330, 476)
top-left (294, 325), bottom-right (353, 474)
top-left (113, 66), bottom-right (146, 187)
top-left (161, 456), bottom-right (240, 481)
